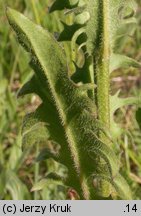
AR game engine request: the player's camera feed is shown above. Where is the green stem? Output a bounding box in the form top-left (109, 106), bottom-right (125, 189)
top-left (95, 0), bottom-right (111, 197)
top-left (31, 0), bottom-right (41, 25)
top-left (97, 0), bottom-right (110, 131)
top-left (124, 135), bottom-right (130, 174)
top-left (34, 144), bottom-right (39, 200)
top-left (10, 47), bottom-right (20, 88)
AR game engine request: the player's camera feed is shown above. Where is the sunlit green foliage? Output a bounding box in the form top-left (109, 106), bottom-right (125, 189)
top-left (0, 0), bottom-right (141, 200)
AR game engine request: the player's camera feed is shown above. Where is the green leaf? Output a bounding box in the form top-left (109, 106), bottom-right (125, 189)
top-left (92, 173), bottom-right (132, 200)
top-left (0, 171), bottom-right (6, 199)
top-left (31, 177), bottom-right (64, 192)
top-left (110, 91), bottom-right (141, 138)
top-left (17, 75), bottom-right (39, 98)
top-left (110, 54), bottom-right (141, 72)
top-left (58, 22), bottom-right (83, 42)
top-left (136, 108), bottom-right (141, 130)
top-left (36, 147), bottom-right (58, 162)
top-left (110, 91), bottom-right (140, 116)
top-left (7, 7), bottom-right (132, 199)
top-left (6, 170), bottom-right (30, 200)
top-left (22, 110), bottom-right (50, 151)
top-left (49, 0), bottom-right (78, 13)
top-left (112, 174), bottom-right (132, 200)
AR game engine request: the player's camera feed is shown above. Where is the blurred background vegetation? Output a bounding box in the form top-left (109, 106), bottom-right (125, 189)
top-left (0, 0), bottom-right (141, 199)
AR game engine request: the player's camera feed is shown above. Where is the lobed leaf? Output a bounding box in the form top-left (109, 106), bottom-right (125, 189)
top-left (7, 7), bottom-right (132, 199)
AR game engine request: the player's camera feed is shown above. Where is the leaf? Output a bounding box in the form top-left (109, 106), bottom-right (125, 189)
top-left (31, 176), bottom-right (64, 192)
top-left (31, 179), bottom-right (49, 192)
top-left (110, 91), bottom-right (141, 138)
top-left (110, 91), bottom-right (140, 116)
top-left (46, 172), bottom-right (65, 181)
top-left (8, 132), bottom-right (23, 170)
top-left (49, 0), bottom-right (78, 13)
top-left (22, 111), bottom-right (50, 151)
top-left (7, 7), bottom-right (132, 199)
top-left (71, 59), bottom-right (93, 84)
top-left (0, 171), bottom-right (6, 199)
top-left (6, 170), bottom-right (30, 200)
top-left (58, 22), bottom-right (83, 42)
top-left (110, 54), bottom-right (141, 72)
top-left (36, 147), bottom-right (58, 162)
top-left (40, 185), bottom-right (67, 200)
top-left (112, 174), bottom-right (132, 200)
top-left (92, 173), bottom-right (132, 200)
top-left (17, 75), bottom-right (39, 98)
top-left (136, 108), bottom-right (141, 130)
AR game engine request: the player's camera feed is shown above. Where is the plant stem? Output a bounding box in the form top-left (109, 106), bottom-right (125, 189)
top-left (31, 0), bottom-right (41, 25)
top-left (95, 0), bottom-right (111, 197)
top-left (97, 0), bottom-right (110, 131)
top-left (10, 47), bottom-right (20, 88)
top-left (34, 143), bottom-right (39, 200)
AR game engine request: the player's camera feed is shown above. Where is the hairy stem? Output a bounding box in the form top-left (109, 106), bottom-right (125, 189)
top-left (95, 0), bottom-right (111, 197)
top-left (97, 0), bottom-right (110, 130)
